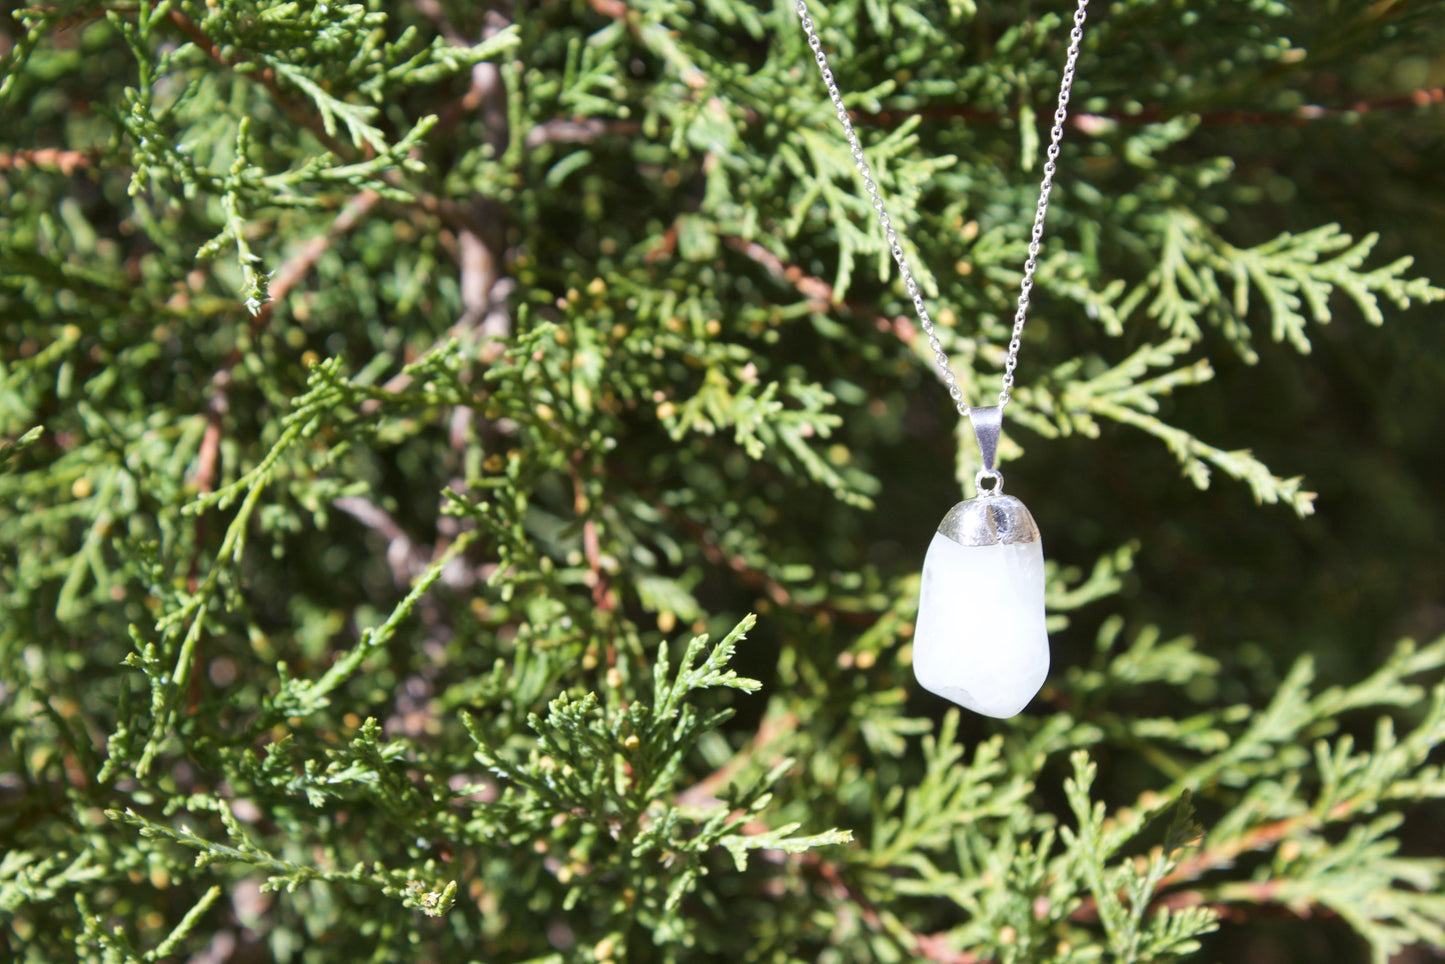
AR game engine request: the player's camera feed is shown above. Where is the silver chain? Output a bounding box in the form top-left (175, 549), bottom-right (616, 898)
top-left (795, 0), bottom-right (1090, 416)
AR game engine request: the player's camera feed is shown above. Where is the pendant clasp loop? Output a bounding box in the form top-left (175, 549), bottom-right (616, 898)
top-left (968, 405), bottom-right (1004, 496)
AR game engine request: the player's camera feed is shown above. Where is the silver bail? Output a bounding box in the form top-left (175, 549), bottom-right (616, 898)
top-left (968, 405), bottom-right (1004, 495)
top-left (968, 406), bottom-right (1002, 473)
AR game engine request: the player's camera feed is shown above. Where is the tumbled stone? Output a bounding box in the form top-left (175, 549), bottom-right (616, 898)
top-left (913, 495), bottom-right (1049, 718)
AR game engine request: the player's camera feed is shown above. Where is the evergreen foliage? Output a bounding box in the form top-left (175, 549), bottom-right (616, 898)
top-left (2, 1), bottom-right (1443, 962)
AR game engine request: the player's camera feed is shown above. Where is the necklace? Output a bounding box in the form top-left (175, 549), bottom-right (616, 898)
top-left (795, 0), bottom-right (1091, 717)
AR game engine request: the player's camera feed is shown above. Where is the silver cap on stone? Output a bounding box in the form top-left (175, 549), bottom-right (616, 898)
top-left (936, 495), bottom-right (1040, 547)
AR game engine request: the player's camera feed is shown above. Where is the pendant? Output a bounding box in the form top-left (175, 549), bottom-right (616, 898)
top-left (913, 406), bottom-right (1049, 718)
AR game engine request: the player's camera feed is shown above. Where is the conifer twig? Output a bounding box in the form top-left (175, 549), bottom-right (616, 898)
top-left (162, 9), bottom-right (487, 239)
top-left (578, 0), bottom-right (707, 88)
top-left (164, 9), bottom-right (354, 161)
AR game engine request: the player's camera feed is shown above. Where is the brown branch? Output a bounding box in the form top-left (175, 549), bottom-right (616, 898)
top-left (205, 187), bottom-right (379, 389)
top-left (359, 284), bottom-right (518, 414)
top-left (723, 234), bottom-right (921, 349)
top-left (572, 451), bottom-right (618, 612)
top-left (1115, 881), bottom-right (1342, 928)
top-left (585, 0), bottom-right (632, 23)
top-left (1157, 805), bottom-right (1336, 891)
top-left (250, 189), bottom-right (381, 336)
top-left (853, 87), bottom-right (1445, 130)
top-left (523, 117), bottom-right (642, 150)
top-left (0, 148), bottom-right (99, 175)
top-left (678, 515), bottom-right (792, 608)
top-left (412, 0), bottom-right (469, 45)
top-left (677, 711), bottom-right (799, 808)
top-left (333, 496), bottom-right (432, 585)
top-left (183, 188), bottom-right (380, 698)
top-left (410, 1), bottom-right (515, 462)
top-left (810, 858), bottom-right (988, 964)
top-left (417, 0), bottom-right (525, 153)
top-left (331, 494), bottom-right (475, 588)
top-left (193, 371), bottom-right (229, 503)
top-left (914, 932), bottom-right (987, 964)
top-left (645, 223), bottom-right (680, 264)
top-left (187, 191), bottom-right (376, 549)
top-left (1072, 799), bottom-right (1359, 923)
top-left (659, 497), bottom-right (881, 624)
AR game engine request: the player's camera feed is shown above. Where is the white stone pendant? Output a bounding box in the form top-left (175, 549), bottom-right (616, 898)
top-left (913, 406), bottom-right (1049, 718)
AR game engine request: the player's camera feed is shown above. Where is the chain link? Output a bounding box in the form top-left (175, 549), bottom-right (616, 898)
top-left (795, 0), bottom-right (1090, 415)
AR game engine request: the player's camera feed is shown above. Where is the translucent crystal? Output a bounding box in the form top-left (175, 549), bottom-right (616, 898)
top-left (913, 498), bottom-right (1049, 718)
